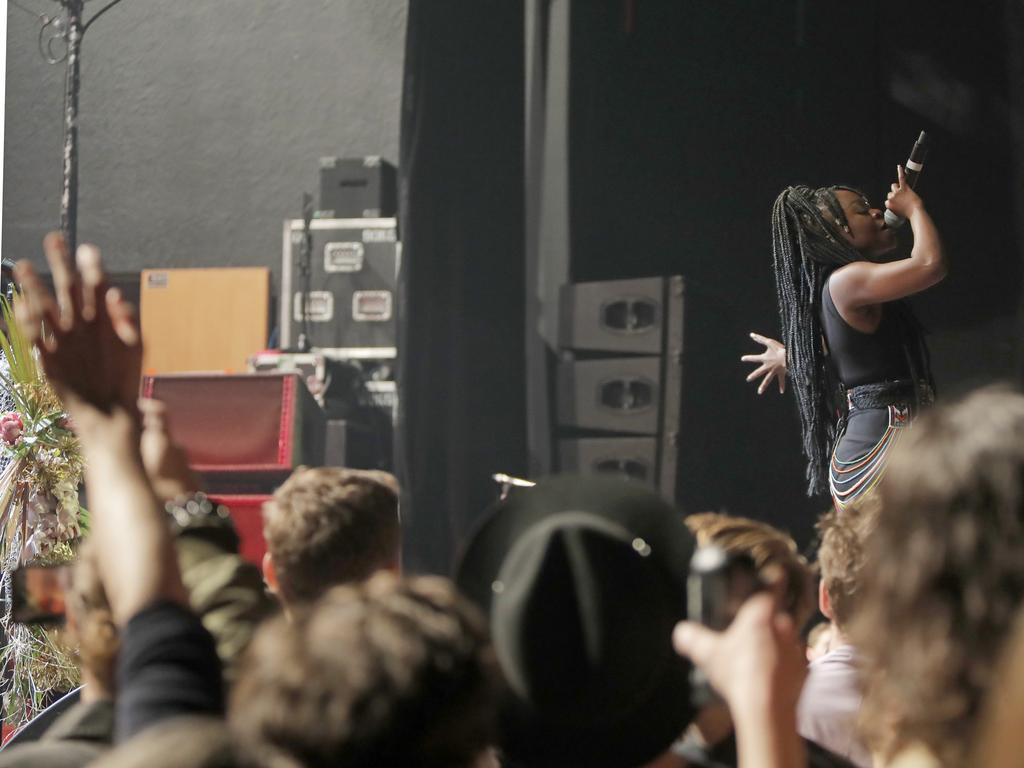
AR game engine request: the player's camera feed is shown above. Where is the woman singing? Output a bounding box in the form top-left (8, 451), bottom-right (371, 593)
top-left (744, 166), bottom-right (945, 509)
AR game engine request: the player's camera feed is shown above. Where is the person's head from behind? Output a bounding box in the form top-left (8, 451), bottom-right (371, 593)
top-left (66, 538), bottom-right (119, 702)
top-left (815, 492), bottom-right (880, 638)
top-left (456, 476), bottom-right (697, 767)
top-left (230, 572), bottom-right (499, 768)
top-left (851, 387), bottom-right (1024, 766)
top-left (685, 512), bottom-right (815, 629)
top-left (261, 467), bottom-right (399, 608)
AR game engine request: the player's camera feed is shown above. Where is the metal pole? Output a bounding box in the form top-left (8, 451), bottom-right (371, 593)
top-left (297, 192), bottom-right (314, 352)
top-left (59, 0), bottom-right (84, 255)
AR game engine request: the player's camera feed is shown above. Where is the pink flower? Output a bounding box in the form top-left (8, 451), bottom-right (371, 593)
top-left (0, 412), bottom-right (23, 446)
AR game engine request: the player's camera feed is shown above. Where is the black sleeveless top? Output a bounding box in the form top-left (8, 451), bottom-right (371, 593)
top-left (821, 274), bottom-right (908, 388)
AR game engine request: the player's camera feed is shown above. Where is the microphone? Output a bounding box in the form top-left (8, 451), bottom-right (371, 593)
top-left (884, 130), bottom-right (931, 229)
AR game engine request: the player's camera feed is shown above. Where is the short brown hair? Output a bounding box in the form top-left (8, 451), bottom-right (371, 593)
top-left (685, 512), bottom-right (815, 628)
top-left (263, 467), bottom-right (400, 604)
top-left (815, 493), bottom-right (880, 629)
top-left (851, 387), bottom-right (1024, 766)
top-left (230, 573), bottom-right (500, 768)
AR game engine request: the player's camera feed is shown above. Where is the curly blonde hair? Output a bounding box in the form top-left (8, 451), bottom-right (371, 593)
top-left (685, 512), bottom-right (815, 628)
top-left (851, 387), bottom-right (1024, 766)
top-left (815, 492), bottom-right (880, 630)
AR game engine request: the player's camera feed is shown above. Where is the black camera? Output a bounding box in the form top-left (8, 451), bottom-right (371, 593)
top-left (686, 545), bottom-right (765, 704)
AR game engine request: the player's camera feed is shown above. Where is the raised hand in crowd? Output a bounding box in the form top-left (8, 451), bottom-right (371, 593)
top-left (15, 234), bottom-right (223, 742)
top-left (139, 397), bottom-right (203, 502)
top-left (742, 332), bottom-right (787, 395)
top-left (673, 593), bottom-right (807, 768)
top-left (14, 233), bottom-right (185, 625)
top-left (16, 233), bottom-right (141, 426)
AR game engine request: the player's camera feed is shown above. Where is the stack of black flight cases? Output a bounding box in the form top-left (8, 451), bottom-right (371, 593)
top-left (555, 276), bottom-right (684, 501)
top-left (276, 156), bottom-right (400, 472)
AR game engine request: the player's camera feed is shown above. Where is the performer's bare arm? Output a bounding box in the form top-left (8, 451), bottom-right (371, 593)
top-left (829, 165), bottom-right (946, 319)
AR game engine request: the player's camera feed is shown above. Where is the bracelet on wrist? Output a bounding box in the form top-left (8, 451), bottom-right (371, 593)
top-left (164, 492), bottom-right (232, 532)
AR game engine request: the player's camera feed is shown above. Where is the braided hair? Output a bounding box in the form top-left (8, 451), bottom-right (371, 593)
top-left (770, 185), bottom-right (933, 496)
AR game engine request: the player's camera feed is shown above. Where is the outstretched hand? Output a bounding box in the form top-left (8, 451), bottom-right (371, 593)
top-left (742, 333), bottom-right (787, 395)
top-left (14, 233), bottom-right (142, 434)
top-left (15, 234), bottom-right (185, 624)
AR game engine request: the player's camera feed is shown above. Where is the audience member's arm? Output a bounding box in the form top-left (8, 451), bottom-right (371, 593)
top-left (139, 397), bottom-right (204, 502)
top-left (16, 235), bottom-right (183, 621)
top-left (15, 235), bottom-right (223, 740)
top-left (140, 397), bottom-right (277, 682)
top-left (673, 594), bottom-right (807, 768)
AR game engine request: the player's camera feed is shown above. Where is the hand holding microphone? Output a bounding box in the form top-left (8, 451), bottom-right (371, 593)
top-left (884, 130), bottom-right (930, 229)
top-left (885, 164), bottom-right (924, 226)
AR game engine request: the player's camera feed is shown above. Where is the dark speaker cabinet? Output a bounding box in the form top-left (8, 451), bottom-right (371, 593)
top-left (317, 156), bottom-right (397, 219)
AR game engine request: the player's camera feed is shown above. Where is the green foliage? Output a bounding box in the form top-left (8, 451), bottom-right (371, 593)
top-left (0, 293), bottom-right (85, 729)
top-left (0, 294), bottom-right (39, 392)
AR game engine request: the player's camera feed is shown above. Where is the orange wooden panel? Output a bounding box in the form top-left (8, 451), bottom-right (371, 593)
top-left (140, 267), bottom-right (269, 374)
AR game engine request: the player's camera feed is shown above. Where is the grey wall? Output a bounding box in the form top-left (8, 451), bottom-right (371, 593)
top-left (4, 1), bottom-right (406, 304)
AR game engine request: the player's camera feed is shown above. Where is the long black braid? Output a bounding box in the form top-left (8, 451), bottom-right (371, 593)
top-left (770, 184), bottom-right (933, 496)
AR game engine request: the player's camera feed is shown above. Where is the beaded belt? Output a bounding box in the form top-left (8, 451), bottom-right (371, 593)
top-left (846, 379), bottom-right (934, 412)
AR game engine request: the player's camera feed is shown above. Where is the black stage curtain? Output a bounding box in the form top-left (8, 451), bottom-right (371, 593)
top-left (397, 0), bottom-right (527, 575)
top-left (1011, 0), bottom-right (1024, 384)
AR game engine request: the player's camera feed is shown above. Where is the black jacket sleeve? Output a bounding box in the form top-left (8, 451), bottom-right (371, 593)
top-left (115, 600), bottom-right (225, 742)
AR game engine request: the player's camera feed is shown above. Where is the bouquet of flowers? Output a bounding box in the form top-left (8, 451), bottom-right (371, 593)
top-left (0, 297), bottom-right (86, 730)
